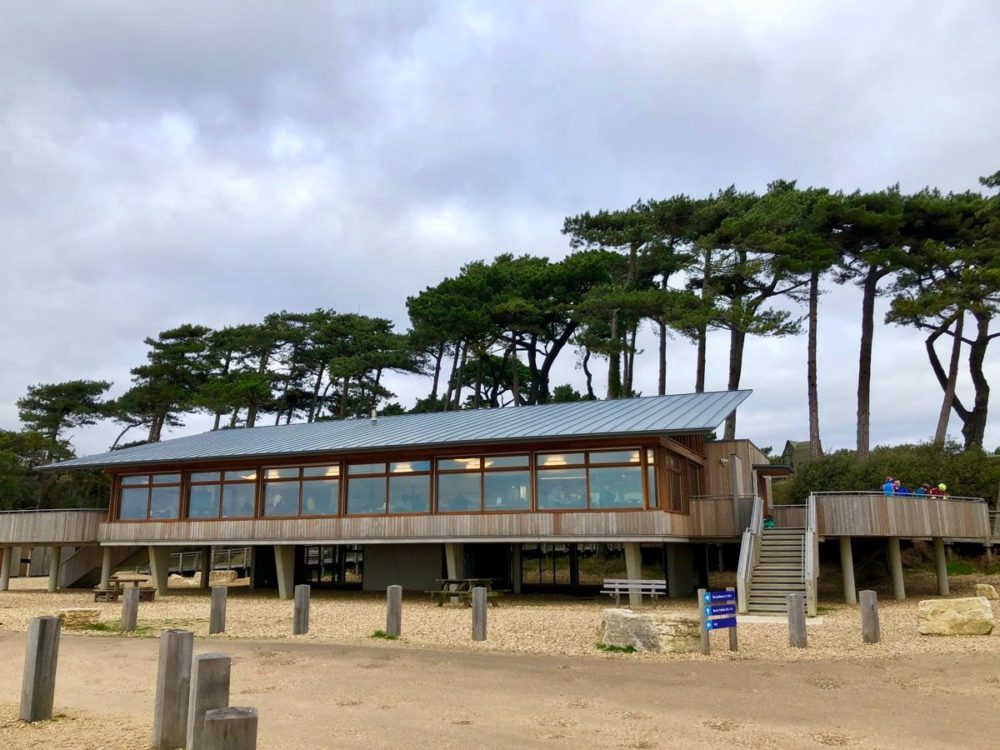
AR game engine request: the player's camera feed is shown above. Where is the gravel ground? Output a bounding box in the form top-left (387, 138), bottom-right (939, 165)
top-left (1, 570), bottom-right (997, 663)
top-left (0, 703), bottom-right (147, 750)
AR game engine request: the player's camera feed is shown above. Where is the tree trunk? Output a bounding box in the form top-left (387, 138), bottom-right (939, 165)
top-left (933, 312), bottom-right (963, 446)
top-left (110, 423), bottom-right (137, 450)
top-left (723, 328), bottom-right (746, 440)
top-left (658, 318), bottom-right (667, 396)
top-left (855, 269), bottom-right (880, 458)
top-left (624, 323), bottom-right (638, 397)
top-left (962, 310), bottom-right (992, 448)
top-left (452, 342), bottom-right (467, 409)
top-left (806, 270), bottom-right (822, 457)
top-left (473, 355), bottom-right (483, 409)
top-left (607, 311), bottom-right (622, 399)
top-left (509, 340), bottom-right (520, 407)
top-left (582, 349), bottom-right (595, 400)
top-left (443, 342), bottom-right (461, 411)
top-left (695, 248), bottom-right (714, 394)
top-left (430, 342), bottom-right (445, 401)
top-left (339, 375), bottom-right (350, 420)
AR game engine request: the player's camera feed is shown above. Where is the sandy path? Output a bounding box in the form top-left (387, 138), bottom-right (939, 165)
top-left (1, 631), bottom-right (998, 749)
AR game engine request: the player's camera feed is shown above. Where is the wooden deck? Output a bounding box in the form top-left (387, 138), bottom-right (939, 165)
top-left (0, 509), bottom-right (107, 545)
top-left (812, 493), bottom-right (990, 539)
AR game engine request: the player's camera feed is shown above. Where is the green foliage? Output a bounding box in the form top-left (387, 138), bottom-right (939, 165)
top-left (946, 560), bottom-right (977, 576)
top-left (371, 629), bottom-right (398, 640)
top-left (0, 429), bottom-right (109, 510)
top-left (594, 642), bottom-right (636, 653)
top-left (774, 441), bottom-right (1000, 504)
top-left (17, 380), bottom-right (112, 443)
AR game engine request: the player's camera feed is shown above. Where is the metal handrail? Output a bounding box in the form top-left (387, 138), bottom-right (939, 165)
top-left (811, 491), bottom-right (985, 503)
top-left (736, 495), bottom-right (764, 614)
top-left (0, 508), bottom-right (107, 514)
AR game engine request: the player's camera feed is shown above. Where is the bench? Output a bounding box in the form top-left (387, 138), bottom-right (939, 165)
top-left (600, 579), bottom-right (667, 607)
top-left (424, 589), bottom-right (506, 607)
top-left (93, 585), bottom-right (157, 603)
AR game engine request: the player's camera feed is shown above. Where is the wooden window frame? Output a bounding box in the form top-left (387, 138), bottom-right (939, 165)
top-left (115, 472), bottom-right (182, 522)
top-left (534, 449), bottom-right (648, 513)
top-left (436, 453), bottom-right (533, 514)
top-left (186, 469), bottom-right (257, 521)
top-left (345, 461), bottom-right (432, 517)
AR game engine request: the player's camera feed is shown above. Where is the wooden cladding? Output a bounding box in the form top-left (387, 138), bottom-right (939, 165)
top-left (0, 510), bottom-right (107, 545)
top-left (815, 495), bottom-right (990, 539)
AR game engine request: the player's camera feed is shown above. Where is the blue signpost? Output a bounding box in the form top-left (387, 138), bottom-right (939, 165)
top-left (697, 586), bottom-right (739, 653)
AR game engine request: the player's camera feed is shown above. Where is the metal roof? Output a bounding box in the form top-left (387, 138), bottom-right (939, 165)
top-left (45, 390), bottom-right (751, 471)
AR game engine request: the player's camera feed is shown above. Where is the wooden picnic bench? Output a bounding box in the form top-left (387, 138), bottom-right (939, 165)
top-left (93, 573), bottom-right (157, 603)
top-left (425, 578), bottom-right (506, 607)
top-left (599, 578), bottom-right (667, 607)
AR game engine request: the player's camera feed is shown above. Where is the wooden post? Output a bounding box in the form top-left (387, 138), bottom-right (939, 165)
top-left (121, 586), bottom-right (140, 632)
top-left (697, 587), bottom-right (710, 655)
top-left (293, 584), bottom-right (310, 635)
top-left (19, 616), bottom-right (61, 722)
top-left (0, 547), bottom-right (11, 591)
top-left (151, 629), bottom-right (193, 750)
top-left (932, 537), bottom-right (949, 596)
top-left (859, 590), bottom-right (880, 644)
top-left (186, 653), bottom-right (231, 750)
top-left (201, 546), bottom-right (212, 590)
top-left (47, 545), bottom-right (61, 592)
top-left (839, 537), bottom-right (857, 605)
top-left (787, 592), bottom-right (807, 648)
top-left (210, 586), bottom-right (227, 635)
top-left (386, 585), bottom-right (402, 638)
top-left (887, 537), bottom-right (905, 601)
top-left (726, 586), bottom-right (738, 652)
top-left (471, 586), bottom-right (487, 641)
top-left (203, 707), bottom-right (258, 749)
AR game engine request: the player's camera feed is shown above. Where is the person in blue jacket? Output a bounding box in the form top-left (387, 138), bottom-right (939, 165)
top-left (882, 476), bottom-right (894, 496)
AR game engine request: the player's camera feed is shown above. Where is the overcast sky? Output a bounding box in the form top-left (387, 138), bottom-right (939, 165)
top-left (1, 1), bottom-right (998, 458)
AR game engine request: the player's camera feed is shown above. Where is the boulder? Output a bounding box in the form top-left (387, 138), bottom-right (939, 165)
top-left (57, 608), bottom-right (100, 629)
top-left (209, 570), bottom-right (238, 584)
top-left (918, 597), bottom-right (994, 636)
top-left (974, 584), bottom-right (998, 600)
top-left (596, 609), bottom-right (701, 653)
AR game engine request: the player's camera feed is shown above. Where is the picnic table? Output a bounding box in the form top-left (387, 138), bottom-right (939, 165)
top-left (425, 578), bottom-right (505, 607)
top-left (93, 573), bottom-right (157, 603)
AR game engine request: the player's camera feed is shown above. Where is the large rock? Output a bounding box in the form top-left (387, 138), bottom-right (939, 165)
top-left (596, 609), bottom-right (701, 653)
top-left (975, 584), bottom-right (998, 600)
top-left (918, 597), bottom-right (995, 636)
top-left (209, 570), bottom-right (239, 584)
top-left (58, 608), bottom-right (100, 629)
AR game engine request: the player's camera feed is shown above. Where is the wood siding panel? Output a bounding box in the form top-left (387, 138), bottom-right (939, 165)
top-left (0, 510), bottom-right (106, 545)
top-left (815, 495), bottom-right (990, 539)
top-left (701, 440), bottom-right (763, 498)
top-left (773, 505), bottom-right (807, 528)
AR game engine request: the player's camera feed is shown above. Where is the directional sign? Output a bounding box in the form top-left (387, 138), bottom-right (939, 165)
top-left (705, 603), bottom-right (736, 617)
top-left (703, 590), bottom-right (737, 604)
top-left (705, 617), bottom-right (738, 631)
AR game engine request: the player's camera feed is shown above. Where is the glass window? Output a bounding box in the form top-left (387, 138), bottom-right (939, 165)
top-left (121, 475), bottom-right (147, 486)
top-left (223, 483), bottom-right (256, 517)
top-left (151, 473), bottom-right (181, 484)
top-left (647, 466), bottom-right (659, 508)
top-left (536, 453), bottom-right (585, 467)
top-left (149, 486), bottom-right (180, 519)
top-left (589, 450), bottom-right (640, 465)
top-left (389, 474), bottom-right (430, 514)
top-left (225, 469), bottom-right (256, 482)
top-left (484, 471), bottom-right (531, 511)
top-left (266, 467), bottom-right (299, 480)
top-left (438, 457), bottom-right (481, 471)
top-left (349, 463), bottom-right (385, 476)
top-left (303, 465), bottom-right (340, 478)
top-left (589, 467), bottom-right (644, 509)
top-left (119, 487), bottom-right (148, 519)
top-left (390, 460), bottom-right (430, 474)
top-left (302, 479), bottom-right (339, 515)
top-left (438, 473), bottom-right (481, 512)
top-left (191, 471), bottom-right (220, 483)
top-left (188, 484), bottom-right (220, 518)
top-left (347, 476), bottom-right (386, 514)
top-left (263, 482), bottom-right (298, 517)
top-left (537, 468), bottom-right (587, 509)
top-left (483, 455), bottom-right (529, 469)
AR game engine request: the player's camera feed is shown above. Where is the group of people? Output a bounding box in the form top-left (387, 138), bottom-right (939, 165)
top-left (882, 476), bottom-right (948, 497)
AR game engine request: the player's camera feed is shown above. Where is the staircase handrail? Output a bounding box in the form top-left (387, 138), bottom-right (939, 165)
top-left (736, 495), bottom-right (765, 614)
top-left (803, 493), bottom-right (818, 616)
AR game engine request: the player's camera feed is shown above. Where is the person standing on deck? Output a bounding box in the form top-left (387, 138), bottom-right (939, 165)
top-left (883, 476), bottom-right (895, 496)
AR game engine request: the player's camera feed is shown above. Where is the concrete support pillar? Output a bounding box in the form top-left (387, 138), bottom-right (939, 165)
top-left (887, 537), bottom-right (905, 601)
top-left (47, 546), bottom-right (62, 593)
top-left (445, 543), bottom-right (464, 604)
top-left (511, 544), bottom-right (522, 594)
top-left (932, 537), bottom-right (949, 596)
top-left (274, 545), bottom-right (295, 600)
top-left (200, 546), bottom-right (212, 590)
top-left (839, 537), bottom-right (857, 605)
top-left (624, 543), bottom-right (642, 608)
top-left (149, 546), bottom-right (170, 596)
top-left (99, 547), bottom-right (113, 591)
top-left (11, 546), bottom-right (21, 578)
top-left (665, 543), bottom-right (695, 598)
top-left (0, 547), bottom-right (11, 591)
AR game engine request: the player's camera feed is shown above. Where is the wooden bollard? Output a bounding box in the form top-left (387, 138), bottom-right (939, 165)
top-left (787, 592), bottom-right (807, 648)
top-left (121, 586), bottom-right (140, 633)
top-left (293, 584), bottom-right (310, 635)
top-left (860, 589), bottom-right (880, 644)
top-left (386, 585), bottom-right (402, 638)
top-left (204, 706), bottom-right (258, 749)
top-left (20, 616), bottom-right (61, 722)
top-left (210, 586), bottom-right (227, 635)
top-left (471, 586), bottom-right (487, 641)
top-left (186, 653), bottom-right (231, 750)
top-left (151, 629), bottom-right (193, 750)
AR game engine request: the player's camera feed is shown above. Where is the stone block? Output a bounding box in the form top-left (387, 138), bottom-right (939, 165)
top-left (209, 570), bottom-right (238, 585)
top-left (57, 609), bottom-right (100, 629)
top-left (918, 597), bottom-right (994, 636)
top-left (974, 583), bottom-right (998, 600)
top-left (596, 609), bottom-right (701, 653)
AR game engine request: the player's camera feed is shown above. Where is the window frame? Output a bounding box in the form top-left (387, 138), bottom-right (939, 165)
top-left (345, 461), bottom-right (432, 517)
top-left (534, 449), bottom-right (650, 513)
top-left (435, 453), bottom-right (533, 514)
top-left (115, 472), bottom-right (182, 522)
top-left (186, 469), bottom-right (258, 520)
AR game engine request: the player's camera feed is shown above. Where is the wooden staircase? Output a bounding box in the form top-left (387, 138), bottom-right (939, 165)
top-left (747, 527), bottom-right (806, 614)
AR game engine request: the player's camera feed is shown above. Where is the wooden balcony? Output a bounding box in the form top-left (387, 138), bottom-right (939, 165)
top-left (0, 509), bottom-right (107, 545)
top-left (810, 492), bottom-right (991, 540)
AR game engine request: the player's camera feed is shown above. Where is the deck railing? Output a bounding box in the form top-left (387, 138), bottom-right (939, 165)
top-left (735, 495), bottom-right (764, 614)
top-left (771, 504), bottom-right (806, 528)
top-left (690, 494), bottom-right (754, 538)
top-left (0, 508), bottom-right (107, 545)
top-left (809, 491), bottom-right (990, 539)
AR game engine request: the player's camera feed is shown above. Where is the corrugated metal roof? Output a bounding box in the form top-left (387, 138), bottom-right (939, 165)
top-left (45, 390), bottom-right (751, 471)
